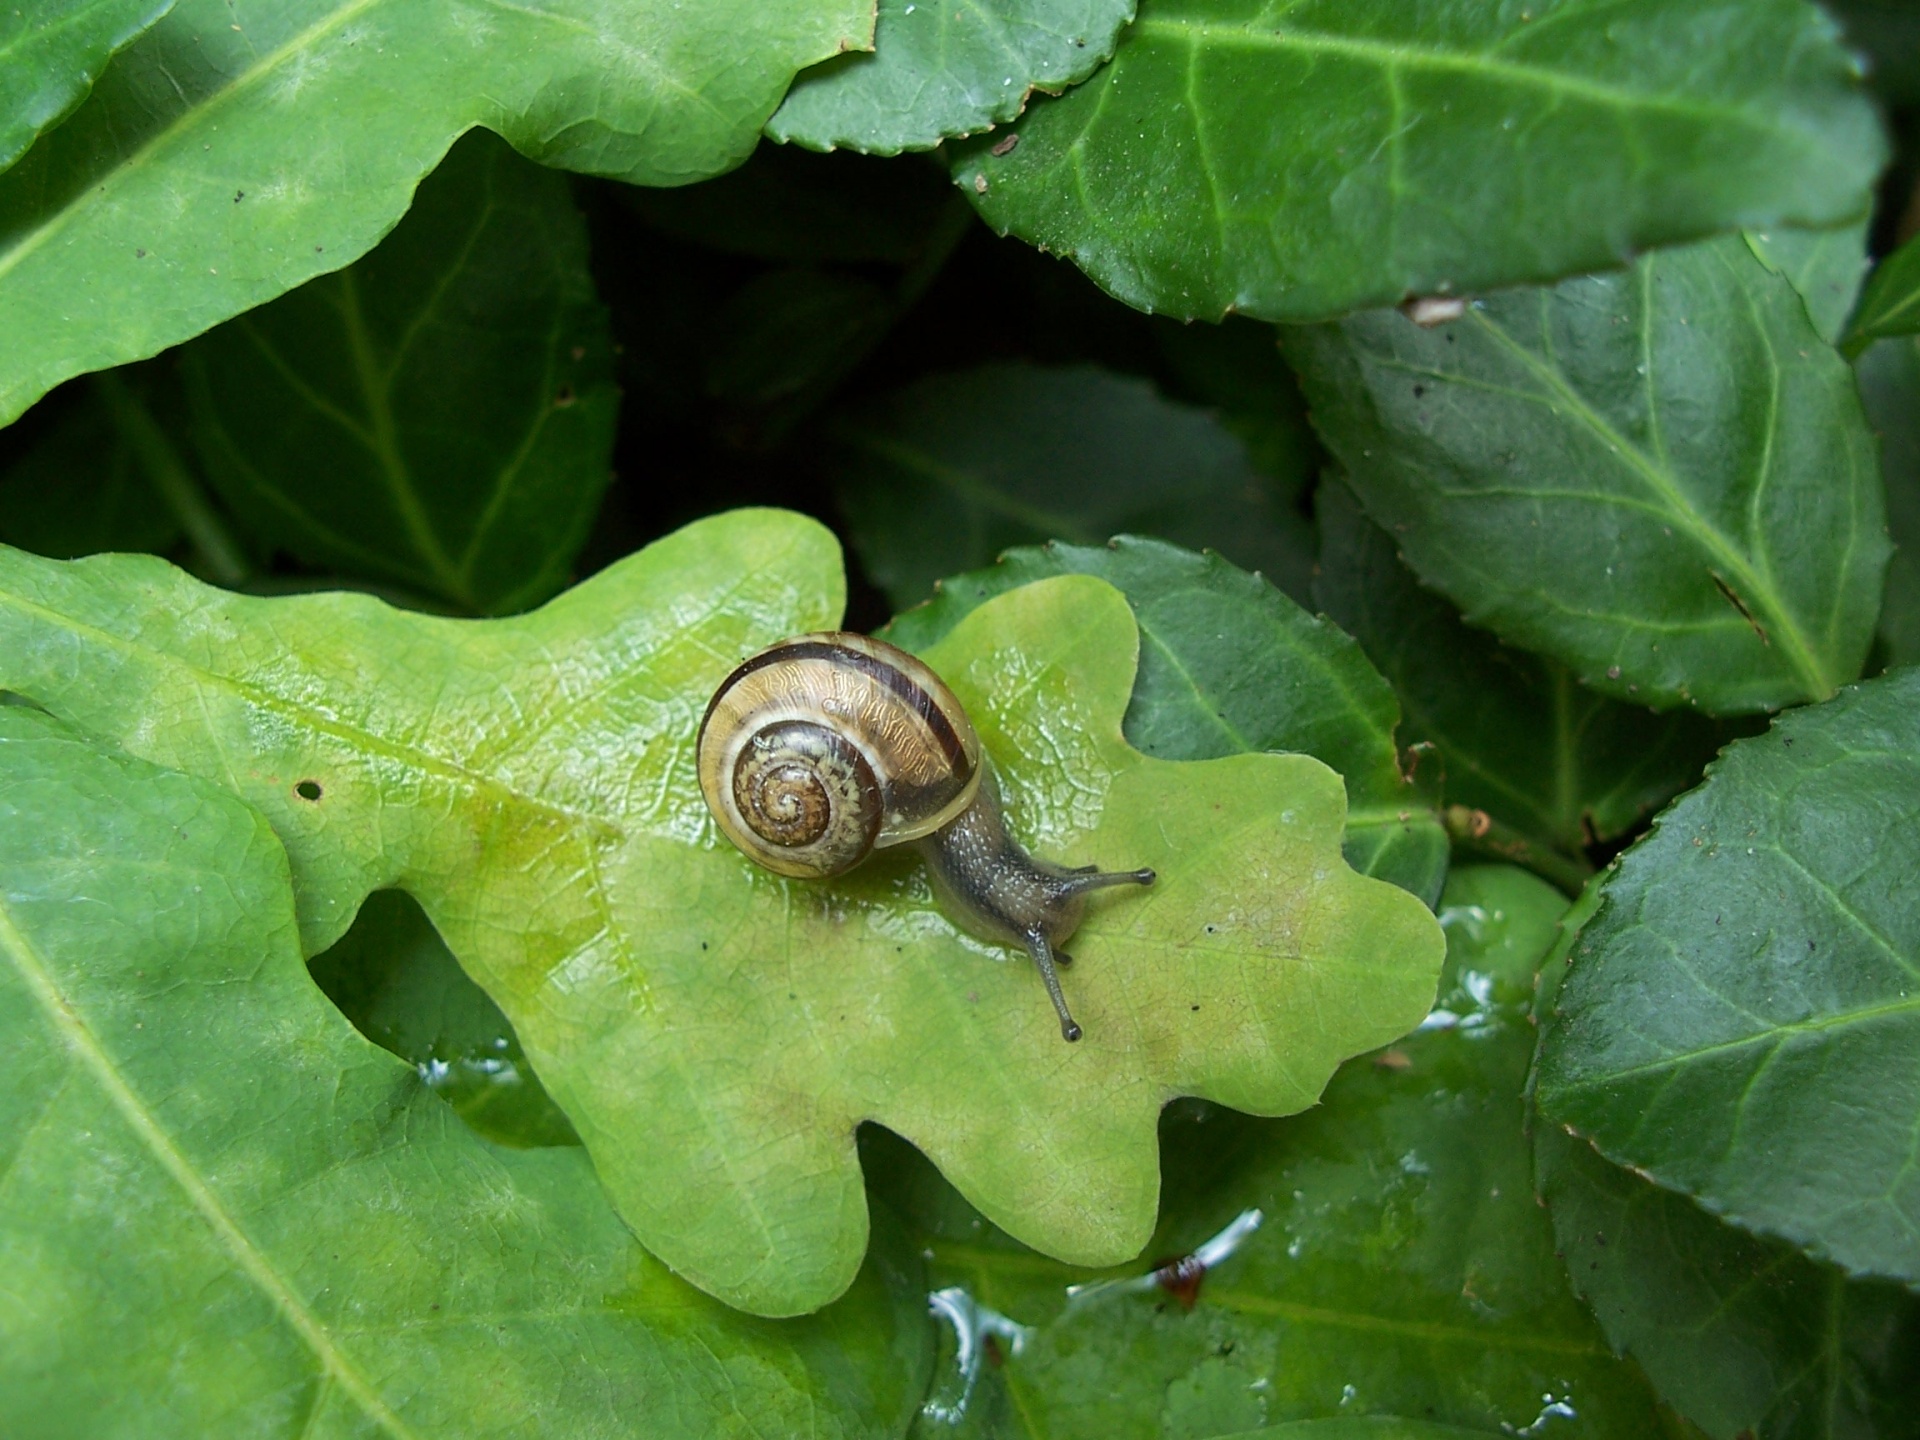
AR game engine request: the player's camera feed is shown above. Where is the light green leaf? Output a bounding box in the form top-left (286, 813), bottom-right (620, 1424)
top-left (309, 889), bottom-right (580, 1149)
top-left (0, 707), bottom-right (932, 1438)
top-left (950, 0), bottom-right (1885, 322)
top-left (1855, 336), bottom-right (1920, 668)
top-left (0, 0), bottom-right (171, 172)
top-left (1845, 233), bottom-right (1920, 355)
top-left (881, 535), bottom-right (1447, 905)
top-left (1537, 1127), bottom-right (1920, 1440)
top-left (831, 363), bottom-right (1317, 610)
top-left (174, 130), bottom-right (615, 616)
top-left (874, 866), bottom-right (1677, 1438)
top-left (0, 507), bottom-right (1444, 1316)
top-left (1314, 482), bottom-right (1731, 868)
top-left (1745, 219), bottom-right (1870, 346)
top-left (1537, 667), bottom-right (1920, 1285)
top-left (769, 0), bottom-right (1133, 155)
top-left (0, 0), bottom-right (871, 427)
top-left (1288, 235), bottom-right (1888, 715)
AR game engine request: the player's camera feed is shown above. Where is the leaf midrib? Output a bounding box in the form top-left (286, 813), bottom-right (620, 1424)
top-left (0, 892), bottom-right (420, 1440)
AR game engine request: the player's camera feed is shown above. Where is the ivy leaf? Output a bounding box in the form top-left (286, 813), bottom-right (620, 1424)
top-left (0, 0), bottom-right (871, 427)
top-left (1288, 235), bottom-right (1887, 715)
top-left (949, 0), bottom-right (1884, 322)
top-left (881, 535), bottom-right (1448, 905)
top-left (309, 889), bottom-right (580, 1149)
top-left (769, 0), bottom-right (1134, 155)
top-left (172, 131), bottom-right (615, 616)
top-left (830, 363), bottom-right (1318, 610)
top-left (1845, 234), bottom-right (1920, 357)
top-left (1536, 667), bottom-right (1920, 1286)
top-left (1536, 1128), bottom-right (1920, 1440)
top-left (0, 508), bottom-right (1444, 1317)
top-left (1314, 482), bottom-right (1730, 868)
top-left (0, 707), bottom-right (933, 1436)
top-left (871, 867), bottom-right (1678, 1437)
top-left (0, 0), bottom-right (172, 173)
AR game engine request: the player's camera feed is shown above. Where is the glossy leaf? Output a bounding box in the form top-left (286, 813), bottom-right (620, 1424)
top-left (1745, 220), bottom-right (1870, 346)
top-left (769, 0), bottom-right (1133, 155)
top-left (309, 889), bottom-right (580, 1149)
top-left (1856, 336), bottom-right (1920, 668)
top-left (1845, 234), bottom-right (1920, 355)
top-left (0, 707), bottom-right (933, 1438)
top-left (1314, 482), bottom-right (1728, 862)
top-left (0, 0), bottom-right (871, 427)
top-left (1537, 1127), bottom-right (1920, 1440)
top-left (0, 0), bottom-right (171, 173)
top-left (877, 866), bottom-right (1679, 1438)
top-left (0, 508), bottom-right (1445, 1316)
top-left (882, 535), bottom-right (1448, 905)
top-left (1537, 668), bottom-right (1920, 1285)
top-left (831, 363), bottom-right (1317, 609)
top-left (175, 131), bottom-right (615, 615)
top-left (950, 0), bottom-right (1885, 322)
top-left (1289, 236), bottom-right (1887, 714)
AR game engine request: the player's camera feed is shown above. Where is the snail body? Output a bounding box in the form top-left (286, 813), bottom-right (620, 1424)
top-left (697, 632), bottom-right (1154, 1041)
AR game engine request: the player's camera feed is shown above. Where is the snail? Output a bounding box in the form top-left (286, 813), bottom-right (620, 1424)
top-left (697, 632), bottom-right (1155, 1041)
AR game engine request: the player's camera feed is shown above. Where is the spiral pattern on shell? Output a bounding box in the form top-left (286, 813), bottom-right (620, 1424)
top-left (697, 633), bottom-right (983, 880)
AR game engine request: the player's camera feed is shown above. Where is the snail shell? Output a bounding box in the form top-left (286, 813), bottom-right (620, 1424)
top-left (696, 633), bottom-right (983, 879)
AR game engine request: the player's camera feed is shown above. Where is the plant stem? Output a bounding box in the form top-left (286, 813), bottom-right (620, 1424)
top-left (94, 371), bottom-right (251, 588)
top-left (1442, 804), bottom-right (1594, 895)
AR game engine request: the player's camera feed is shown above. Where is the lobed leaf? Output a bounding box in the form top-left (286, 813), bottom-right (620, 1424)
top-left (1314, 481), bottom-right (1730, 863)
top-left (0, 0), bottom-right (172, 173)
top-left (0, 507), bottom-right (1444, 1316)
top-left (769, 0), bottom-right (1134, 155)
top-left (175, 130), bottom-right (616, 615)
top-left (882, 535), bottom-right (1447, 905)
top-left (872, 866), bottom-right (1678, 1437)
top-left (950, 0), bottom-right (1885, 322)
top-left (0, 707), bottom-right (932, 1438)
top-left (1288, 235), bottom-right (1888, 715)
top-left (1845, 233), bottom-right (1920, 356)
top-left (830, 363), bottom-right (1317, 610)
top-left (1536, 667), bottom-right (1920, 1286)
top-left (1536, 1127), bottom-right (1920, 1440)
top-left (0, 0), bottom-right (871, 427)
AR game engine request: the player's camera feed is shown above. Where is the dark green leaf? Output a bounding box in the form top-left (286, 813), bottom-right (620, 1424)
top-left (1537, 1127), bottom-right (1920, 1440)
top-left (832, 363), bottom-right (1318, 609)
top-left (0, 707), bottom-right (933, 1437)
top-left (951, 0), bottom-right (1884, 322)
top-left (173, 131), bottom-right (614, 615)
top-left (1856, 336), bottom-right (1920, 668)
top-left (309, 889), bottom-right (580, 1149)
top-left (0, 0), bottom-right (871, 426)
top-left (1214, 1425), bottom-right (1517, 1440)
top-left (1537, 667), bottom-right (1920, 1285)
top-left (1289, 235), bottom-right (1887, 714)
top-left (1745, 221), bottom-right (1870, 346)
top-left (1826, 0), bottom-right (1920, 104)
top-left (882, 534), bottom-right (1447, 904)
top-left (768, 0), bottom-right (1133, 155)
top-left (1845, 234), bottom-right (1920, 355)
top-left (1314, 481), bottom-right (1729, 863)
top-left (0, 384), bottom-right (179, 560)
top-left (703, 266), bottom-right (896, 407)
top-left (0, 0), bottom-right (171, 172)
top-left (879, 866), bottom-right (1677, 1438)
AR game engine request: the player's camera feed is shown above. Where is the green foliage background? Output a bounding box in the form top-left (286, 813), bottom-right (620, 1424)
top-left (4, 0), bottom-right (1920, 1433)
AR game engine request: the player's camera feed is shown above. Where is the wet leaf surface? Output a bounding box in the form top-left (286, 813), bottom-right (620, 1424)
top-left (0, 507), bottom-right (1444, 1316)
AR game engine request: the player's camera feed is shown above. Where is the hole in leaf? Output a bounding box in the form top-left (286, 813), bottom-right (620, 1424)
top-left (308, 890), bottom-right (579, 1149)
top-left (294, 779), bottom-right (323, 801)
